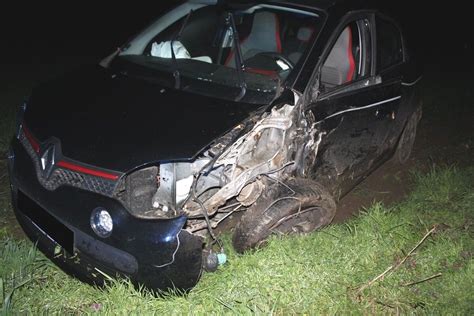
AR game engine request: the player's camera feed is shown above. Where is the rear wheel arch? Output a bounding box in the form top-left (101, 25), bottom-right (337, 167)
top-left (395, 105), bottom-right (422, 164)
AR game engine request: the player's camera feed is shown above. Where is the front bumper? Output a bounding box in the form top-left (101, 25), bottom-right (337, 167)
top-left (8, 138), bottom-right (203, 291)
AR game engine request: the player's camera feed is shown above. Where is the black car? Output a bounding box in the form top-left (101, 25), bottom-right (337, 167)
top-left (8, 0), bottom-right (422, 291)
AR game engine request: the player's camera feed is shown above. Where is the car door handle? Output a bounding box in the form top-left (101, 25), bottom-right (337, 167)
top-left (375, 109), bottom-right (396, 120)
top-left (375, 75), bottom-right (382, 84)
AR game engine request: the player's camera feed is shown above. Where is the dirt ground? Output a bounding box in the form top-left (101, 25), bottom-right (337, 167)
top-left (0, 57), bottom-right (472, 237)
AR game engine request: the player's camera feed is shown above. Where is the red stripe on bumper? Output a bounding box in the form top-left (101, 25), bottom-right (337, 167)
top-left (57, 160), bottom-right (120, 181)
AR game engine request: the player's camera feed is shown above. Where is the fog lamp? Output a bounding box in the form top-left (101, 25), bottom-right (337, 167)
top-left (90, 208), bottom-right (113, 238)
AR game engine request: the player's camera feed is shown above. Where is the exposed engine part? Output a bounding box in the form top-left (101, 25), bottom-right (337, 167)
top-left (151, 159), bottom-right (218, 210)
top-left (237, 180), bottom-right (264, 206)
top-left (116, 91), bottom-right (323, 241)
top-left (180, 92), bottom-right (321, 237)
top-left (184, 102), bottom-right (299, 218)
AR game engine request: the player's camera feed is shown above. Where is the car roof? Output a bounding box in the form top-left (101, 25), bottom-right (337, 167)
top-left (268, 0), bottom-right (345, 11)
top-left (226, 0), bottom-right (375, 12)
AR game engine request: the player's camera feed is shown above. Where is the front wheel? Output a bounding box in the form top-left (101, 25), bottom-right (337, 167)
top-left (232, 178), bottom-right (336, 253)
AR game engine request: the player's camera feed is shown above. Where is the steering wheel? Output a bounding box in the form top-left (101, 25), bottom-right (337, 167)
top-left (253, 52), bottom-right (295, 71)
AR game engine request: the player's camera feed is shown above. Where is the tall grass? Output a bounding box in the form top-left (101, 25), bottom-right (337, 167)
top-left (1, 166), bottom-right (473, 314)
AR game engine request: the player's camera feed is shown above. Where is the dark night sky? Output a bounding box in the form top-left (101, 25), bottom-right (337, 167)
top-left (1, 2), bottom-right (472, 73)
top-left (1, 3), bottom-right (176, 64)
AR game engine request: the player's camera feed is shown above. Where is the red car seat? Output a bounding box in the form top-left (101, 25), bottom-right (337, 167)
top-left (321, 26), bottom-right (356, 86)
top-left (225, 11), bottom-right (282, 67)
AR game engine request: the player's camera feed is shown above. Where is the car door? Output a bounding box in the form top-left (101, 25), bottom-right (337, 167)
top-left (374, 14), bottom-right (410, 145)
top-left (305, 14), bottom-right (403, 199)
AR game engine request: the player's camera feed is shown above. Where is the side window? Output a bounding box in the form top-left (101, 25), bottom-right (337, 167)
top-left (321, 19), bottom-right (372, 91)
top-left (376, 17), bottom-right (403, 70)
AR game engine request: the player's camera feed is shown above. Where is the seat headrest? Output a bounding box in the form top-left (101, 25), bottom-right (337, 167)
top-left (245, 11), bottom-right (281, 53)
top-left (297, 27), bottom-right (314, 42)
top-left (321, 26), bottom-right (355, 86)
top-left (225, 11), bottom-right (281, 66)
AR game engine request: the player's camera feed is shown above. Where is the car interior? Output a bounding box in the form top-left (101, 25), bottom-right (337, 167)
top-left (144, 7), bottom-right (318, 78)
top-left (320, 20), bottom-right (370, 90)
top-left (321, 26), bottom-right (356, 87)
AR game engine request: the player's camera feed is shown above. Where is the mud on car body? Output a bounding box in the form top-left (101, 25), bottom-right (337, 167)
top-left (8, 0), bottom-right (422, 291)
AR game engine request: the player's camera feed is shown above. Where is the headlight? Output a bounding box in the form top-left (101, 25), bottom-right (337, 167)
top-left (90, 208), bottom-right (113, 238)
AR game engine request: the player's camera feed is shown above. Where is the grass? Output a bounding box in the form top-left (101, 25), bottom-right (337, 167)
top-left (0, 166), bottom-right (472, 314)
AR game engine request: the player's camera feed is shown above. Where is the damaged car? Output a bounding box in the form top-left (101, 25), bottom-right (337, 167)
top-left (8, 0), bottom-right (422, 291)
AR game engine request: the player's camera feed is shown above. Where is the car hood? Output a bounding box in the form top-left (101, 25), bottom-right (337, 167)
top-left (24, 65), bottom-right (263, 173)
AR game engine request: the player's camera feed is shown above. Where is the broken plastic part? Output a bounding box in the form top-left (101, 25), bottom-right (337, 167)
top-left (202, 250), bottom-right (226, 273)
top-left (179, 91), bottom-right (323, 237)
top-left (217, 253), bottom-right (227, 265)
top-left (203, 250), bottom-right (218, 272)
top-left (176, 175), bottom-right (194, 204)
top-left (140, 90), bottom-right (322, 240)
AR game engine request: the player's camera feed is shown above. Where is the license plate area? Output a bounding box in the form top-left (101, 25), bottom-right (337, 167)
top-left (18, 191), bottom-right (74, 254)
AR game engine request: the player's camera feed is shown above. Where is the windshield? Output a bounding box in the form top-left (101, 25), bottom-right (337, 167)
top-left (114, 1), bottom-right (322, 103)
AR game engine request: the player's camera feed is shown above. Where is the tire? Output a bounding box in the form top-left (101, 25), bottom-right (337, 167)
top-left (232, 178), bottom-right (336, 253)
top-left (396, 108), bottom-right (422, 164)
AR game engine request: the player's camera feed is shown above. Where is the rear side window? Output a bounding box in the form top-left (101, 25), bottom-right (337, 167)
top-left (376, 17), bottom-right (403, 70)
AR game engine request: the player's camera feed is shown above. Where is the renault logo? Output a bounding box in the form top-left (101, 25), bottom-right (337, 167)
top-left (40, 144), bottom-right (56, 179)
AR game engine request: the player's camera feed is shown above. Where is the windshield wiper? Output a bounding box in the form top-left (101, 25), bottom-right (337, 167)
top-left (171, 10), bottom-right (193, 89)
top-left (226, 12), bottom-right (247, 102)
